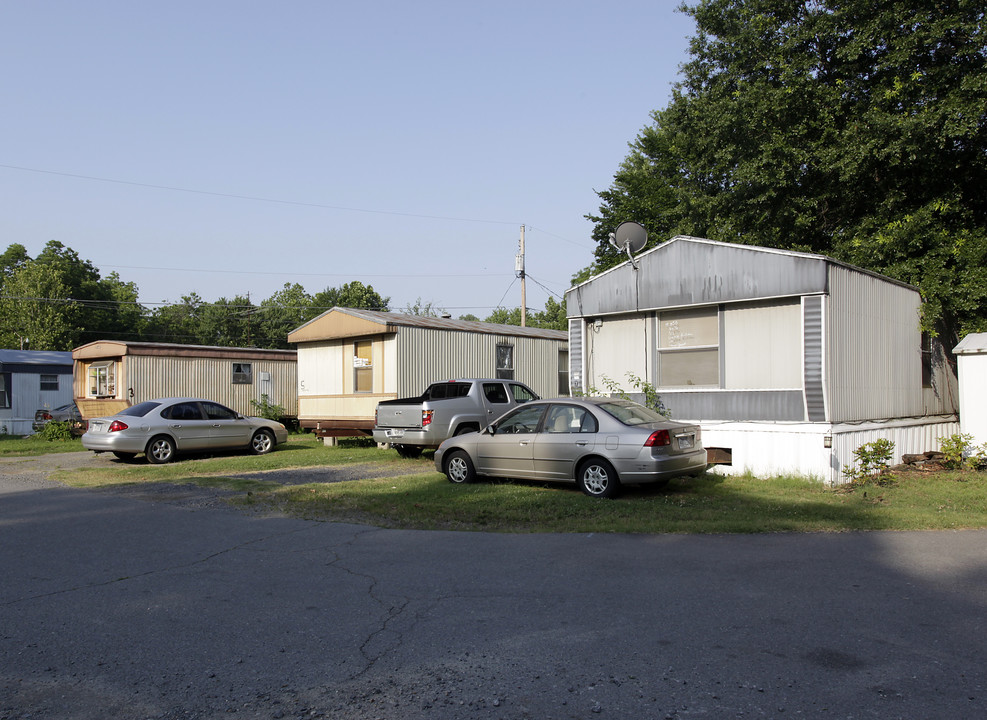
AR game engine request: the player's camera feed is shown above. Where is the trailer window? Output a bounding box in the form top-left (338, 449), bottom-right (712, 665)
top-left (0, 373), bottom-right (10, 409)
top-left (354, 341), bottom-right (373, 393)
top-left (233, 363), bottom-right (253, 385)
top-left (88, 361), bottom-right (117, 398)
top-left (496, 344), bottom-right (514, 380)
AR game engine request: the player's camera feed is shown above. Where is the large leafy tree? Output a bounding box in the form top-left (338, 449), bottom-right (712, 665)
top-left (310, 281), bottom-right (389, 313)
top-left (589, 0), bottom-right (987, 339)
top-left (0, 261), bottom-right (73, 350)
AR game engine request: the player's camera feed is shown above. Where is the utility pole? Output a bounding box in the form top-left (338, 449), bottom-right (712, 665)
top-left (516, 225), bottom-right (527, 327)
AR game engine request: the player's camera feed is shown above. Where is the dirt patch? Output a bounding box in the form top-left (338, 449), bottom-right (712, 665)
top-left (0, 452), bottom-right (430, 512)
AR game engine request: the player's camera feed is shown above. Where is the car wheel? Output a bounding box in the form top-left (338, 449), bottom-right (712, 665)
top-left (395, 444), bottom-right (423, 459)
top-left (146, 436), bottom-right (176, 464)
top-left (577, 458), bottom-right (621, 498)
top-left (445, 450), bottom-right (476, 484)
top-left (250, 429), bottom-right (275, 455)
top-left (112, 451), bottom-right (137, 462)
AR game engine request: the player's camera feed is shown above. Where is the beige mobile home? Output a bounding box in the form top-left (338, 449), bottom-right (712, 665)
top-left (565, 236), bottom-right (958, 484)
top-left (72, 341), bottom-right (297, 420)
top-left (287, 308), bottom-right (568, 438)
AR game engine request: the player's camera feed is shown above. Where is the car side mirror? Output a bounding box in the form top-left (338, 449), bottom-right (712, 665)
top-left (484, 424), bottom-right (496, 436)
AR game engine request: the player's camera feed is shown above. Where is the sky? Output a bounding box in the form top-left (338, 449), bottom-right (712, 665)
top-left (1, 1), bottom-right (696, 316)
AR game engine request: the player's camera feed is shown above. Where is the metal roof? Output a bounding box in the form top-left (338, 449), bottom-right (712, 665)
top-left (954, 333), bottom-right (987, 355)
top-left (289, 307), bottom-right (567, 342)
top-left (0, 349), bottom-right (74, 366)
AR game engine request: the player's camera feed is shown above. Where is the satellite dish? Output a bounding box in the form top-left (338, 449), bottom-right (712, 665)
top-left (608, 221), bottom-right (648, 268)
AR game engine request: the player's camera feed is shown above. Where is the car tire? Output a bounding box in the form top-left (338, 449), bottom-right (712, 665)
top-left (112, 451), bottom-right (137, 462)
top-left (395, 444), bottom-right (423, 459)
top-left (445, 450), bottom-right (476, 484)
top-left (250, 429), bottom-right (275, 455)
top-left (577, 458), bottom-right (621, 498)
top-left (145, 436), bottom-right (176, 464)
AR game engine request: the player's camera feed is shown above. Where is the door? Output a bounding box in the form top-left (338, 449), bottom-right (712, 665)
top-left (200, 401), bottom-right (253, 448)
top-left (532, 404), bottom-right (597, 480)
top-left (161, 401), bottom-right (213, 450)
top-left (475, 403), bottom-right (546, 477)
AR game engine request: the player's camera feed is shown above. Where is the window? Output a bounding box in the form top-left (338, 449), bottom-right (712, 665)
top-left (544, 404), bottom-right (596, 434)
top-left (483, 382), bottom-right (509, 404)
top-left (40, 374), bottom-right (59, 391)
top-left (0, 373), bottom-right (10, 409)
top-left (202, 402), bottom-right (237, 420)
top-left (232, 363), bottom-right (253, 385)
top-left (427, 382), bottom-right (470, 400)
top-left (88, 361), bottom-right (116, 398)
top-left (162, 402), bottom-right (203, 420)
top-left (921, 332), bottom-right (933, 388)
top-left (496, 344), bottom-right (514, 380)
top-left (354, 341), bottom-right (373, 393)
top-left (657, 307), bottom-right (719, 387)
top-left (509, 383), bottom-right (538, 403)
top-left (558, 350), bottom-right (569, 395)
top-left (495, 403), bottom-right (546, 434)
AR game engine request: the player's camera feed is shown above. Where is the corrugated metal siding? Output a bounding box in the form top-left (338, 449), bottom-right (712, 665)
top-left (566, 236), bottom-right (831, 317)
top-left (126, 356), bottom-right (297, 417)
top-left (827, 265), bottom-right (923, 421)
top-left (394, 326), bottom-right (566, 399)
top-left (803, 296), bottom-right (826, 422)
top-left (658, 390), bottom-right (805, 421)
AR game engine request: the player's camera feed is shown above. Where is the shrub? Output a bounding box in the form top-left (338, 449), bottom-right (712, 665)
top-left (250, 394), bottom-right (286, 422)
top-left (843, 438), bottom-right (895, 484)
top-left (38, 421), bottom-right (73, 442)
top-left (939, 433), bottom-right (987, 470)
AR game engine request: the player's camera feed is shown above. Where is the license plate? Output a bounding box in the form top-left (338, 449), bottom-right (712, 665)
top-left (678, 435), bottom-right (693, 450)
top-left (386, 429), bottom-right (405, 439)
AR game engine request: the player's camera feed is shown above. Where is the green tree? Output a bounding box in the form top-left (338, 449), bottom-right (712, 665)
top-left (310, 281), bottom-right (390, 313)
top-left (199, 295), bottom-right (256, 347)
top-left (589, 0), bottom-right (987, 339)
top-left (404, 297), bottom-right (443, 317)
top-left (145, 293), bottom-right (207, 344)
top-left (257, 283), bottom-right (313, 348)
top-left (0, 261), bottom-right (73, 349)
top-left (484, 297), bottom-right (568, 331)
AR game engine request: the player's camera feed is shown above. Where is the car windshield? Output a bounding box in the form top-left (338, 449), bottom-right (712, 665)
top-left (118, 401), bottom-right (161, 418)
top-left (597, 400), bottom-right (666, 426)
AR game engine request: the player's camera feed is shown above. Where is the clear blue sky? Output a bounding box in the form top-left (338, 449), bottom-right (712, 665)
top-left (1, 1), bottom-right (695, 315)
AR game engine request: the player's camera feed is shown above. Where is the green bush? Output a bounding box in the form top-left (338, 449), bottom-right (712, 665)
top-left (843, 438), bottom-right (895, 484)
top-left (250, 394), bottom-right (286, 422)
top-left (38, 421), bottom-right (74, 442)
top-left (939, 433), bottom-right (987, 470)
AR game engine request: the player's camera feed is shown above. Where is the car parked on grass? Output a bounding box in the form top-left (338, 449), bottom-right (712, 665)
top-left (32, 402), bottom-right (85, 434)
top-left (81, 397), bottom-right (288, 464)
top-left (434, 397), bottom-right (707, 498)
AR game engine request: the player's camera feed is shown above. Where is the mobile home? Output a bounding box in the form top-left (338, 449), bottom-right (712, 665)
top-left (565, 236), bottom-right (958, 483)
top-left (287, 308), bottom-right (568, 438)
top-left (72, 341), bottom-right (297, 421)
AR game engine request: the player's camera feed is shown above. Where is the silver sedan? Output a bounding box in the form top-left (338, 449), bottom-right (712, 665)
top-left (82, 397), bottom-right (289, 463)
top-left (434, 397), bottom-right (707, 498)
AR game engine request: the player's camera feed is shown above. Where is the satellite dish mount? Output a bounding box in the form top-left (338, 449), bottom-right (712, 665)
top-left (608, 221), bottom-right (648, 269)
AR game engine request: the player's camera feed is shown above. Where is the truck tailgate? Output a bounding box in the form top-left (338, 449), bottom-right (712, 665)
top-left (375, 404), bottom-right (423, 429)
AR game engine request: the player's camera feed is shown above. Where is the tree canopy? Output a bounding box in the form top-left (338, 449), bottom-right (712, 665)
top-left (588, 0), bottom-right (987, 340)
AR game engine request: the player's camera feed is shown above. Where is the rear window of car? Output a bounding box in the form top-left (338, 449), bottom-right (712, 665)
top-left (597, 401), bottom-right (666, 426)
top-left (427, 382), bottom-right (471, 400)
top-left (119, 401), bottom-right (161, 418)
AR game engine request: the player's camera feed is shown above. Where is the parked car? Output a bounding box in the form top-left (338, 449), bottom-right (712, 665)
top-left (33, 402), bottom-right (85, 433)
top-left (81, 398), bottom-right (288, 463)
top-left (434, 397), bottom-right (707, 498)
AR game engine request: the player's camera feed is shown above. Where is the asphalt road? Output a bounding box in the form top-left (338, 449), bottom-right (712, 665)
top-left (1, 455), bottom-right (986, 719)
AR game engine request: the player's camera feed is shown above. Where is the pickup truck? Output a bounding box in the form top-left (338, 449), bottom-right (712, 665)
top-left (373, 378), bottom-right (539, 457)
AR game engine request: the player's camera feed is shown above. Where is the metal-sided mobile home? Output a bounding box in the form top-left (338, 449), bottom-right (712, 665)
top-left (287, 308), bottom-right (568, 439)
top-left (72, 341), bottom-right (297, 420)
top-left (0, 349), bottom-right (74, 435)
top-left (565, 236), bottom-right (958, 484)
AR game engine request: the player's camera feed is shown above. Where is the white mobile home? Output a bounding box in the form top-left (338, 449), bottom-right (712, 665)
top-left (72, 341), bottom-right (297, 421)
top-left (565, 236), bottom-right (958, 484)
top-left (953, 333), bottom-right (987, 447)
top-left (287, 308), bottom-right (568, 438)
top-left (0, 350), bottom-right (74, 435)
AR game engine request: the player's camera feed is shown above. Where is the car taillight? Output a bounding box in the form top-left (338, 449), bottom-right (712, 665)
top-left (644, 429), bottom-right (671, 447)
top-left (422, 409), bottom-right (434, 428)
top-left (108, 420), bottom-right (129, 432)
top-left (42, 412), bottom-right (53, 420)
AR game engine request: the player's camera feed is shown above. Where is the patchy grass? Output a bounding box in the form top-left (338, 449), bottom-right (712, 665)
top-left (239, 462), bottom-right (987, 534)
top-left (0, 434), bottom-right (85, 456)
top-left (37, 436), bottom-right (987, 533)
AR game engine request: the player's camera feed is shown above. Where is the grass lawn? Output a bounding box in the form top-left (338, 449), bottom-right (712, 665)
top-left (9, 433), bottom-right (987, 534)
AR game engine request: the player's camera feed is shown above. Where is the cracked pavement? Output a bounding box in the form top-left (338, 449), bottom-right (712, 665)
top-left (2, 456), bottom-right (987, 719)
